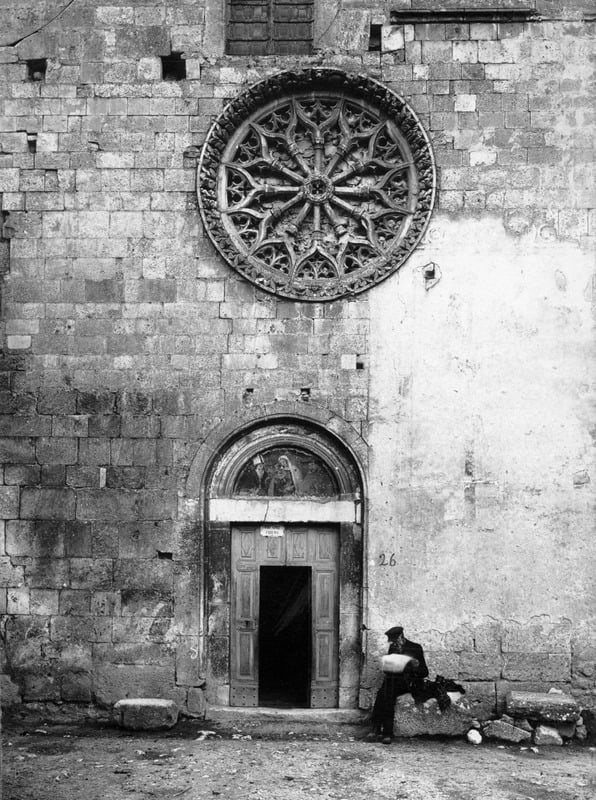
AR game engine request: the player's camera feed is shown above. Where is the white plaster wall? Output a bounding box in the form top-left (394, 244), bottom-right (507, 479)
top-left (367, 214), bottom-right (595, 634)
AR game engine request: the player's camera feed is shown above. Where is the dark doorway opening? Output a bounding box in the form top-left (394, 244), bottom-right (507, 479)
top-left (258, 566), bottom-right (311, 708)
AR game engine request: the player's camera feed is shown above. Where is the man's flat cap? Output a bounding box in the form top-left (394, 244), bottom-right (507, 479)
top-left (385, 626), bottom-right (404, 638)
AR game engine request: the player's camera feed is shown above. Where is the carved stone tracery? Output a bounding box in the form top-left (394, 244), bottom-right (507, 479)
top-left (198, 69), bottom-right (436, 301)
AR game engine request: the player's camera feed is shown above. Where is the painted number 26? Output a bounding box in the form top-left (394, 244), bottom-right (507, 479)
top-left (379, 552), bottom-right (396, 566)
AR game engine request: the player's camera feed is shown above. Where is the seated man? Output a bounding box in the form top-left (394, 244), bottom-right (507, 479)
top-left (371, 626), bottom-right (429, 744)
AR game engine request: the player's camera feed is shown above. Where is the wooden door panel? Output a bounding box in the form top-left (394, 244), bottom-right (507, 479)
top-left (231, 527), bottom-right (259, 707)
top-left (315, 571), bottom-right (334, 623)
top-left (239, 529), bottom-right (256, 560)
top-left (263, 534), bottom-right (283, 561)
top-left (231, 525), bottom-right (340, 709)
top-left (310, 527), bottom-right (339, 708)
top-left (287, 528), bottom-right (307, 562)
top-left (237, 630), bottom-right (255, 678)
top-left (235, 569), bottom-right (256, 623)
top-left (315, 631), bottom-right (333, 679)
top-left (316, 530), bottom-right (335, 561)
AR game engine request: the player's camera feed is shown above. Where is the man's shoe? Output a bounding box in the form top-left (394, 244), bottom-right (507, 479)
top-left (381, 736), bottom-right (392, 745)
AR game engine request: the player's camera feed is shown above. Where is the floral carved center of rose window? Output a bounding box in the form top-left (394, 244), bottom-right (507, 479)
top-left (198, 70), bottom-right (436, 301)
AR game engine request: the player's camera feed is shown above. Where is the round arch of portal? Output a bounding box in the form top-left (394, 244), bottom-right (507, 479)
top-left (187, 405), bottom-right (367, 709)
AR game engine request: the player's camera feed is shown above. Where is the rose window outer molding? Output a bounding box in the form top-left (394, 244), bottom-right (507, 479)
top-left (198, 69), bottom-right (436, 302)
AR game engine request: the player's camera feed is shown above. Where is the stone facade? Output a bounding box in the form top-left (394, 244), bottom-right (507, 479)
top-left (0, 1), bottom-right (594, 718)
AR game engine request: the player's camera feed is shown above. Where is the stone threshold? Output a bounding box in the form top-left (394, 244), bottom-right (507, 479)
top-left (206, 706), bottom-right (368, 726)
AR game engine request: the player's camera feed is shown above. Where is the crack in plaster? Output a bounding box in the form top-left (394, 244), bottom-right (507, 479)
top-left (10, 0), bottom-right (80, 48)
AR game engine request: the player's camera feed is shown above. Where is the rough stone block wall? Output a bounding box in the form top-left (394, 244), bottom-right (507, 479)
top-left (0, 0), bottom-right (594, 715)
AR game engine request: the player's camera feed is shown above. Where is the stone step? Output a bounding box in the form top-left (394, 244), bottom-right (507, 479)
top-left (207, 700), bottom-right (479, 739)
top-left (206, 707), bottom-right (369, 737)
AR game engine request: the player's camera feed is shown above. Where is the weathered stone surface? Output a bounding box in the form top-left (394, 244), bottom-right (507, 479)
top-left (20, 489), bottom-right (76, 521)
top-left (393, 693), bottom-right (476, 737)
top-left (0, 488), bottom-right (20, 519)
top-left (575, 723), bottom-right (587, 740)
top-left (176, 637), bottom-right (202, 686)
top-left (95, 664), bottom-right (185, 707)
top-left (459, 652), bottom-right (500, 680)
top-left (502, 653), bottom-right (571, 682)
top-left (551, 721), bottom-right (577, 739)
top-left (186, 687), bottom-right (207, 718)
top-left (61, 672), bottom-right (92, 702)
top-left (582, 710), bottom-right (596, 738)
top-left (22, 673), bottom-right (61, 702)
top-left (502, 715), bottom-right (533, 733)
top-left (506, 691), bottom-right (580, 723)
top-left (457, 682), bottom-right (496, 718)
top-left (533, 725), bottom-right (564, 746)
top-left (113, 698), bottom-right (179, 730)
top-left (482, 719), bottom-right (532, 743)
top-left (0, 673), bottom-right (22, 706)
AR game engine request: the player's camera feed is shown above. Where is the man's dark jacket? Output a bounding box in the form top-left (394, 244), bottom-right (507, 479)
top-left (371, 636), bottom-right (429, 736)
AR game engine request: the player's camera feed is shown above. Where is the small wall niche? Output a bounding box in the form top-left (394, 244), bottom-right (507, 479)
top-left (368, 24), bottom-right (382, 52)
top-left (161, 53), bottom-right (186, 81)
top-left (27, 59), bottom-right (47, 81)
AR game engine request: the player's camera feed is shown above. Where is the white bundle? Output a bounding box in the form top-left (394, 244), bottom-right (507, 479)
top-left (381, 654), bottom-right (413, 673)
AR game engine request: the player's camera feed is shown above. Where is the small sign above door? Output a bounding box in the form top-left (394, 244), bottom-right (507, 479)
top-left (260, 526), bottom-right (285, 538)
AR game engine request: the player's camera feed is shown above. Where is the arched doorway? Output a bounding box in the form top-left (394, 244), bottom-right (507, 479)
top-left (198, 413), bottom-right (365, 709)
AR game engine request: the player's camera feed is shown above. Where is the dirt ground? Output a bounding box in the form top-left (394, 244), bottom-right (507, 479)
top-left (2, 716), bottom-right (595, 800)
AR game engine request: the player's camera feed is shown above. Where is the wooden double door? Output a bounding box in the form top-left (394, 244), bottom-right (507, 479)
top-left (230, 525), bottom-right (339, 708)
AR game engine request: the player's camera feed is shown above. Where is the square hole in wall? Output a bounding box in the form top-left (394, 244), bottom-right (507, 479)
top-left (27, 59), bottom-right (47, 81)
top-left (368, 24), bottom-right (382, 52)
top-left (161, 53), bottom-right (186, 81)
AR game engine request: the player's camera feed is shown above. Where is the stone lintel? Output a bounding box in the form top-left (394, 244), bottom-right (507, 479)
top-left (208, 497), bottom-right (359, 523)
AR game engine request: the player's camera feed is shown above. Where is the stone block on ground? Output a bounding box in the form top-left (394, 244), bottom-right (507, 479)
top-left (482, 719), bottom-right (532, 743)
top-left (113, 698), bottom-right (179, 730)
top-left (394, 693), bottom-right (476, 737)
top-left (506, 691), bottom-right (580, 723)
top-left (533, 724), bottom-right (564, 746)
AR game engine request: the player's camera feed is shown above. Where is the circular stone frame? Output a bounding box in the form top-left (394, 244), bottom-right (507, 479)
top-left (198, 69), bottom-right (436, 302)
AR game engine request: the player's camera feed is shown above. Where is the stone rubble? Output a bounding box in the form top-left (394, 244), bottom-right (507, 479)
top-left (533, 725), bottom-right (564, 746)
top-left (466, 729), bottom-right (483, 745)
top-left (482, 719), bottom-right (532, 743)
top-left (469, 690), bottom-right (589, 746)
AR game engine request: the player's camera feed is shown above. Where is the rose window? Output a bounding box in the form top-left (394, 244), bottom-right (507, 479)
top-left (198, 69), bottom-right (435, 301)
